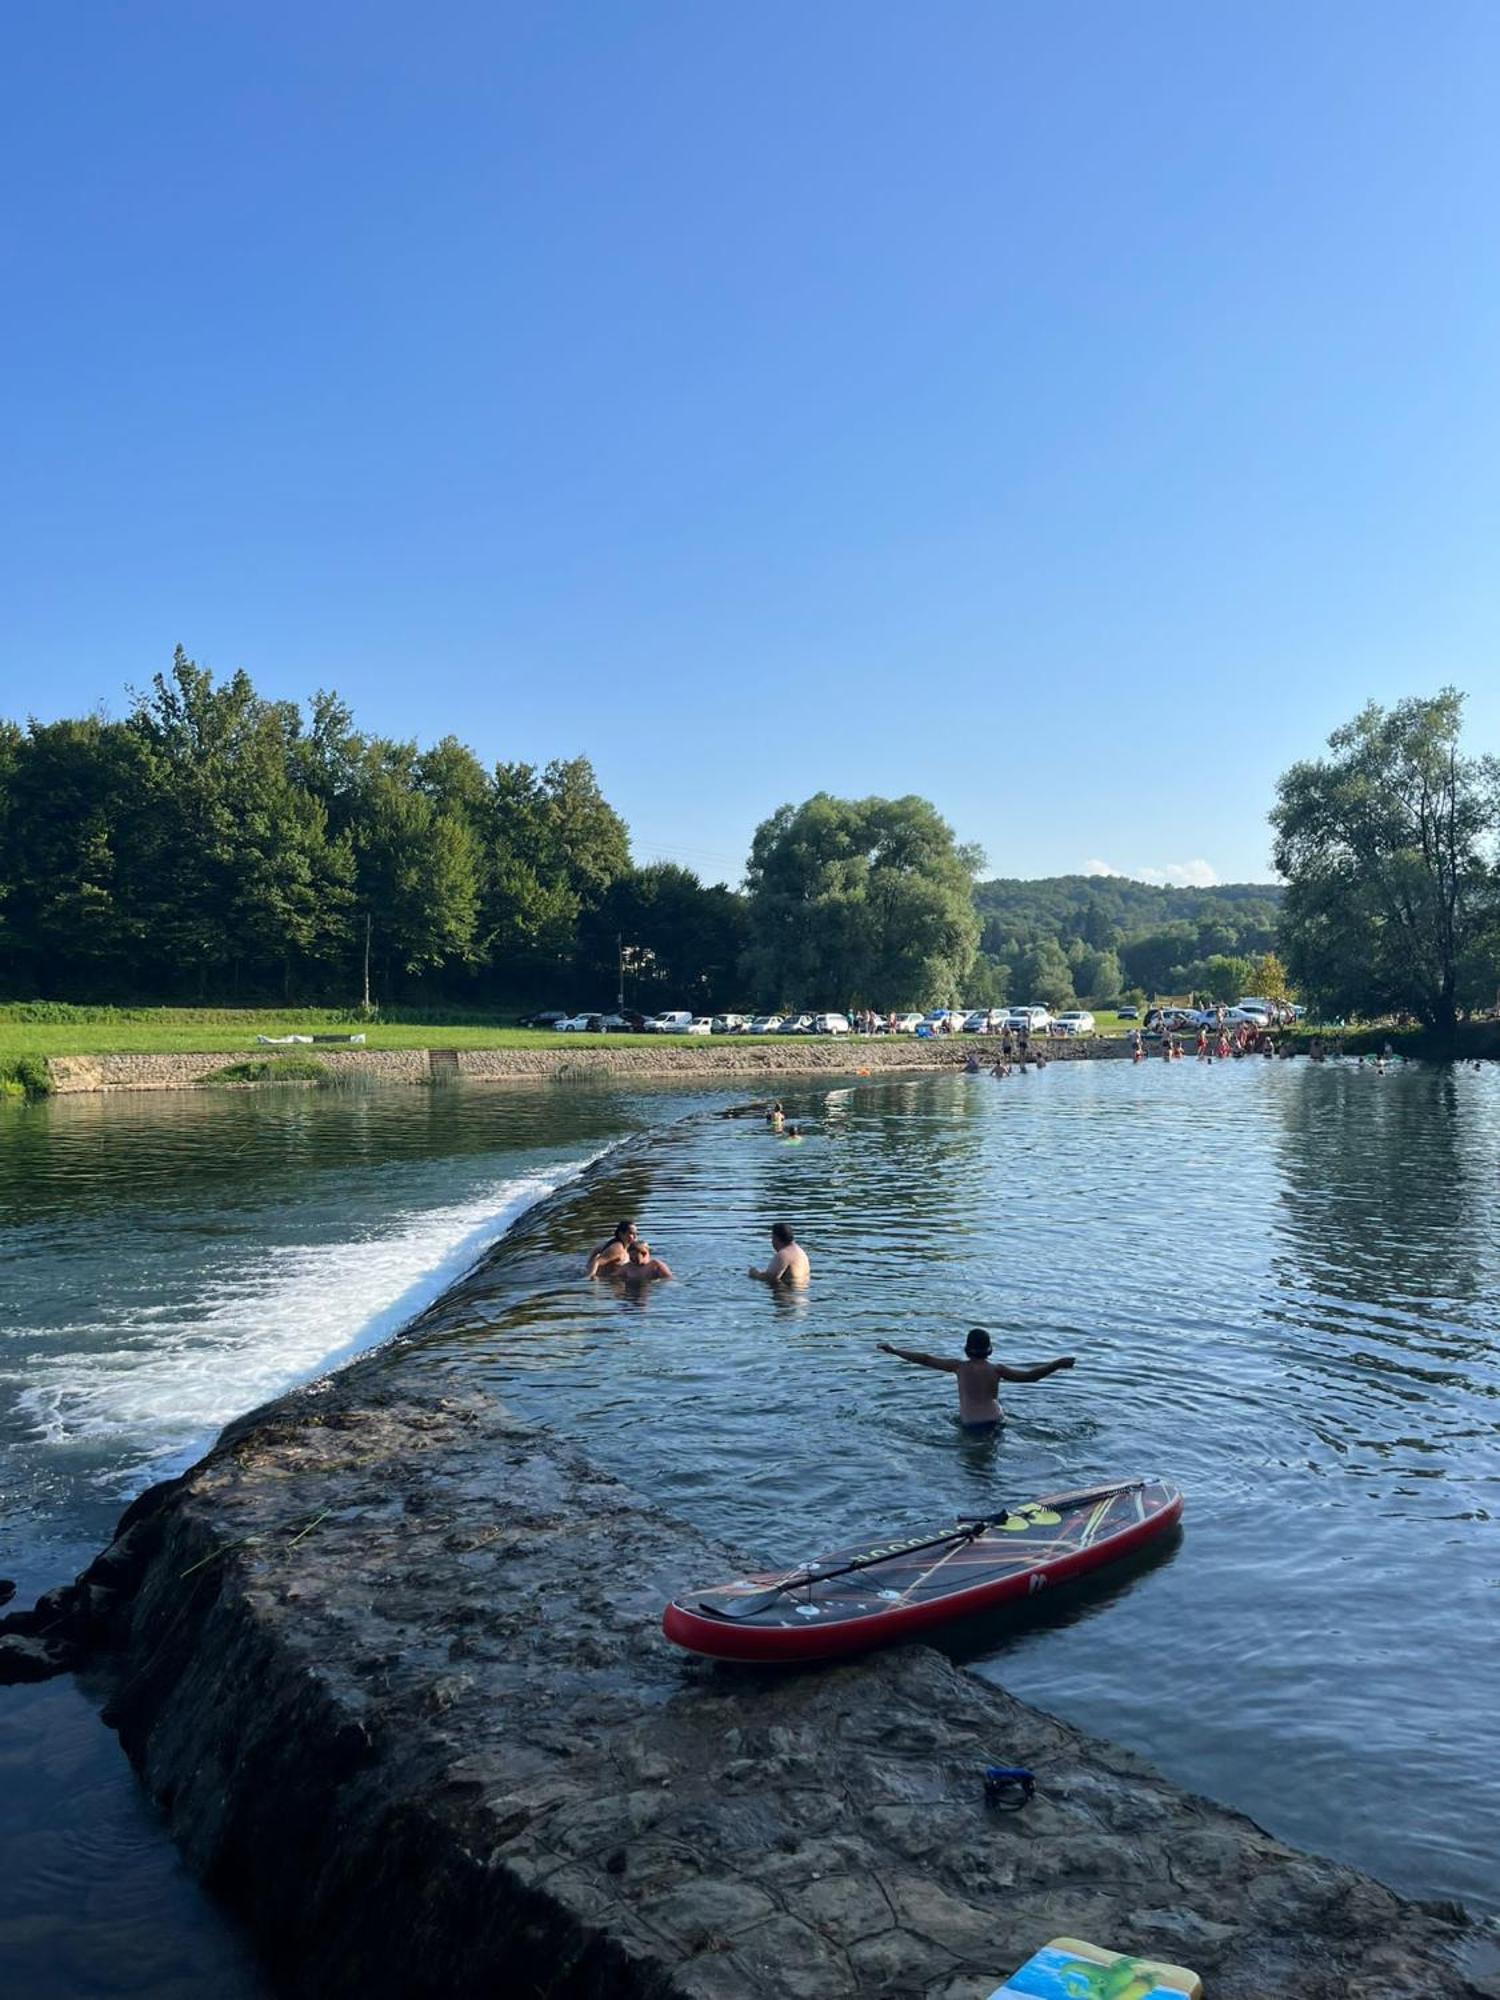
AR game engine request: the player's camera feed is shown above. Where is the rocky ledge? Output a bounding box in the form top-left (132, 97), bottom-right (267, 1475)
top-left (3, 1379), bottom-right (1495, 1999)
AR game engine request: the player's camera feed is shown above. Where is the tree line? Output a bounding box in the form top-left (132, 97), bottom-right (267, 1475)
top-left (0, 651), bottom-right (641, 1006)
top-left (3, 657), bottom-right (1494, 1029)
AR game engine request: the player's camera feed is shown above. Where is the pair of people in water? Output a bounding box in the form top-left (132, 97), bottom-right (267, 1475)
top-left (586, 1220), bottom-right (674, 1286)
top-left (879, 1327), bottom-right (1076, 1429)
top-left (587, 1217), bottom-right (810, 1288)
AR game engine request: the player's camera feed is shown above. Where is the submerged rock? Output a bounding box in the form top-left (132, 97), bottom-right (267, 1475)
top-left (11, 1378), bottom-right (1497, 1997)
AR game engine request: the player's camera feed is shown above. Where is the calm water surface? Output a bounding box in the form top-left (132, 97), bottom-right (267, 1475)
top-left (399, 1061), bottom-right (1500, 1917)
top-left (2, 1062), bottom-right (1497, 1995)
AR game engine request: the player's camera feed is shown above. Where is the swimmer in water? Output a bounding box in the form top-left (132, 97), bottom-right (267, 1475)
top-left (748, 1221), bottom-right (810, 1287)
top-left (586, 1219), bottom-right (636, 1277)
top-left (621, 1240), bottom-right (673, 1285)
top-left (877, 1327), bottom-right (1076, 1429)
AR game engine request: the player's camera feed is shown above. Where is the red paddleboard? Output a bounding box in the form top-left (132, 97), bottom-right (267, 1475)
top-left (662, 1478), bottom-right (1182, 1663)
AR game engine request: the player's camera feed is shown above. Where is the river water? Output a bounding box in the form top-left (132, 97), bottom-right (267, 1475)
top-left (2, 1062), bottom-right (1497, 1992)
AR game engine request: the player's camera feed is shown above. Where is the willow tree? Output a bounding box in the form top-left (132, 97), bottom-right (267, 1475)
top-left (743, 793), bottom-right (980, 1010)
top-left (1270, 690), bottom-right (1500, 1034)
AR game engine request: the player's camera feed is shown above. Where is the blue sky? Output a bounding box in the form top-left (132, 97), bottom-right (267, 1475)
top-left (3, 3), bottom-right (1497, 888)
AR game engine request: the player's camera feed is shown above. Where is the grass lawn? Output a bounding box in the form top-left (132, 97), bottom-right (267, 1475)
top-left (0, 1005), bottom-right (818, 1061)
top-left (0, 1001), bottom-right (1164, 1062)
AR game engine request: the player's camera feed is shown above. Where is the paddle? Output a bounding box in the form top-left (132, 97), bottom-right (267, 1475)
top-left (702, 1510), bottom-right (1015, 1620)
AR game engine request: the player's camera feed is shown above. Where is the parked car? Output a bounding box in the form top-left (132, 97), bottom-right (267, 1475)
top-left (1002, 1006), bottom-right (1051, 1035)
top-left (811, 1013), bottom-right (850, 1035)
top-left (779, 1014), bottom-right (815, 1035)
top-left (711, 1014), bottom-right (749, 1034)
top-left (686, 1017), bottom-right (713, 1035)
top-left (1117, 1006), bottom-right (1140, 1021)
top-left (890, 1012), bottom-right (925, 1034)
top-left (748, 1015), bottom-right (785, 1035)
top-left (1051, 1011), bottom-right (1096, 1036)
top-left (596, 1010), bottom-right (648, 1032)
top-left (521, 1009), bottom-right (570, 1029)
top-left (1235, 998), bottom-right (1274, 1023)
top-left (961, 1009), bottom-right (1003, 1034)
top-left (648, 1010), bottom-right (695, 1033)
top-left (557, 1013), bottom-right (604, 1032)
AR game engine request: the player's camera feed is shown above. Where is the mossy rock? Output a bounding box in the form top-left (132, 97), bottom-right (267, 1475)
top-left (205, 1056), bottom-right (329, 1085)
top-left (0, 1055), bottom-right (53, 1098)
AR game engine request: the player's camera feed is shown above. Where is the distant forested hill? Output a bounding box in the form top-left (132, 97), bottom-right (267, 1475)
top-left (969, 874), bottom-right (1284, 1006)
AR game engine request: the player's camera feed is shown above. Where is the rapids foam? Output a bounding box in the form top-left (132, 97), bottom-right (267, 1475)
top-left (12, 1161), bottom-right (595, 1484)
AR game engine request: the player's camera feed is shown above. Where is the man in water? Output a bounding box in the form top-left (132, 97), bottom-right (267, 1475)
top-left (877, 1327), bottom-right (1075, 1429)
top-left (621, 1240), bottom-right (673, 1285)
top-left (748, 1221), bottom-right (810, 1287)
top-left (586, 1219), bottom-right (636, 1277)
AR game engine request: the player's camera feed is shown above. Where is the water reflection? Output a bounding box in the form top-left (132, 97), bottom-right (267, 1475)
top-left (396, 1064), bottom-right (1500, 1916)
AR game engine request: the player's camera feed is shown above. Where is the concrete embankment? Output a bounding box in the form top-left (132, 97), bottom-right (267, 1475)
top-left (44, 1038), bottom-right (1135, 1093)
top-left (3, 1377), bottom-right (1493, 1998)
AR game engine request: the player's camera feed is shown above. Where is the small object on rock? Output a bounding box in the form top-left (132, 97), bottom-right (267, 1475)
top-left (985, 1935), bottom-right (1201, 1998)
top-left (983, 1765), bottom-right (1035, 1810)
top-left (0, 1578), bottom-right (15, 1606)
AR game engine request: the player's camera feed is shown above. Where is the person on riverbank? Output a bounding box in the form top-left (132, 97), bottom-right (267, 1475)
top-left (876, 1327), bottom-right (1076, 1430)
top-left (748, 1221), bottom-right (810, 1287)
top-left (586, 1220), bottom-right (636, 1277)
top-left (621, 1240), bottom-right (673, 1285)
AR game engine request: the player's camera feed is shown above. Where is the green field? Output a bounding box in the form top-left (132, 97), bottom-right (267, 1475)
top-left (0, 1005), bottom-right (815, 1062)
top-left (0, 1002), bottom-right (1175, 1064)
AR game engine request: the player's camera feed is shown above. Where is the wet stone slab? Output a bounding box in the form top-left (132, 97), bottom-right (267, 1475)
top-left (22, 1378), bottom-right (1498, 1999)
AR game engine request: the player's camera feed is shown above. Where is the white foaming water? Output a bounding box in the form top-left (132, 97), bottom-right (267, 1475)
top-left (14, 1161), bottom-right (592, 1485)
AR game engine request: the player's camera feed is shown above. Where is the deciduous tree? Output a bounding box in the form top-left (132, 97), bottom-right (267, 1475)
top-left (1271, 690), bottom-right (1500, 1033)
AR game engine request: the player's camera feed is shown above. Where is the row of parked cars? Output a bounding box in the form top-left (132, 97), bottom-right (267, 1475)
top-left (521, 1004), bottom-right (1090, 1037)
top-left (1145, 998), bottom-right (1306, 1033)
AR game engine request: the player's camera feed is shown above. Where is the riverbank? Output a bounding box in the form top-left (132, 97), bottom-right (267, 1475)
top-left (40, 1037), bottom-right (1137, 1093)
top-left (3, 1373), bottom-right (1495, 2000)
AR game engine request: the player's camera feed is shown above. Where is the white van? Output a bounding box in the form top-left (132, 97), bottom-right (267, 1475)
top-left (648, 1010), bottom-right (694, 1033)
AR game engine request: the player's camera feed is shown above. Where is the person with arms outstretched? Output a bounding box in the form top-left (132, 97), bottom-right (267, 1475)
top-left (877, 1327), bottom-right (1074, 1429)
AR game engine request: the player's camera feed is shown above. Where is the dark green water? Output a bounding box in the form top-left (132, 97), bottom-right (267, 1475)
top-left (2, 1062), bottom-right (1497, 1993)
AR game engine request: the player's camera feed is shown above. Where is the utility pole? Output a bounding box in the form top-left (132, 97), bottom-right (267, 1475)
top-left (362, 912), bottom-right (372, 1015)
top-left (617, 934), bottom-right (625, 1011)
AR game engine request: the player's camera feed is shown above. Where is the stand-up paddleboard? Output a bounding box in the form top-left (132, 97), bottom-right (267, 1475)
top-left (662, 1478), bottom-right (1181, 1663)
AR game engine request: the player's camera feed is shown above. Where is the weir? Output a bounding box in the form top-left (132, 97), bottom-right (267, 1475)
top-left (3, 1364), bottom-right (1493, 1999)
top-left (7, 1075), bottom-right (1500, 1998)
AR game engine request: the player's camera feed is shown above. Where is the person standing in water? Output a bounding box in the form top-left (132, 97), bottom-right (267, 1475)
top-left (621, 1240), bottom-right (673, 1285)
top-left (877, 1328), bottom-right (1075, 1429)
top-left (586, 1220), bottom-right (636, 1277)
top-left (748, 1221), bottom-right (810, 1287)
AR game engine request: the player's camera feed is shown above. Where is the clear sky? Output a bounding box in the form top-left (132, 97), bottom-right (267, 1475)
top-left (3, 4), bottom-right (1497, 888)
